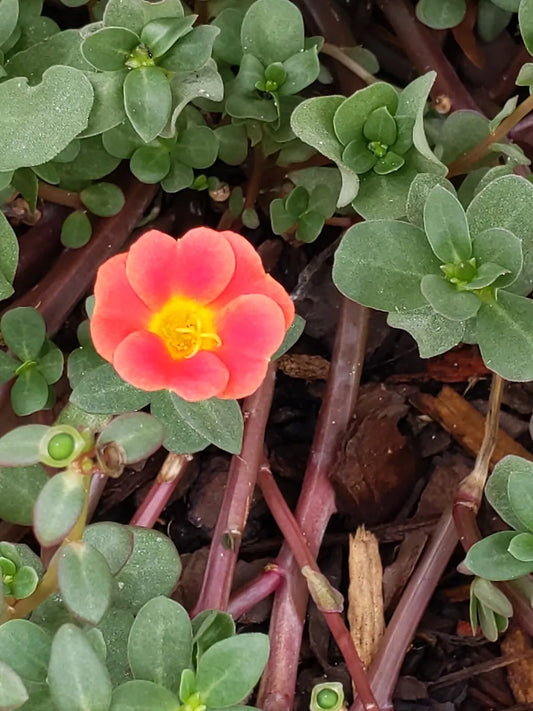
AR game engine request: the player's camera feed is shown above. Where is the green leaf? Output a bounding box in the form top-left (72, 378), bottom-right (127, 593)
top-left (12, 168), bottom-right (38, 212)
top-left (70, 363), bottom-right (152, 414)
top-left (0, 620), bottom-right (50, 686)
top-left (363, 106), bottom-right (397, 145)
top-left (33, 470), bottom-right (86, 547)
top-left (471, 227), bottom-right (523, 289)
top-left (82, 27), bottom-right (140, 71)
top-left (114, 527), bottom-right (181, 613)
top-left (373, 150), bottom-right (404, 175)
top-left (507, 532), bottom-right (533, 561)
top-left (520, 0), bottom-right (533, 55)
top-left (2, 307), bottom-right (45, 362)
top-left (0, 0), bottom-right (19, 48)
top-left (463, 262), bottom-right (510, 290)
top-left (508, 467), bottom-right (533, 532)
top-left (195, 634), bottom-right (269, 707)
top-left (240, 0), bottom-right (304, 65)
top-left (471, 577), bottom-right (513, 617)
top-left (296, 211), bottom-right (324, 243)
top-left (333, 220), bottom-right (441, 312)
top-left (420, 274), bottom-right (480, 321)
top-left (0, 464), bottom-right (48, 524)
top-left (478, 0), bottom-right (513, 42)
top-left (97, 608), bottom-right (134, 687)
top-left (333, 82), bottom-right (398, 147)
top-left (173, 126), bottom-right (219, 169)
top-left (215, 123), bottom-right (248, 166)
top-left (61, 211), bottom-right (92, 249)
top-left (97, 412), bottom-right (164, 463)
top-left (159, 25), bottom-right (220, 74)
top-left (110, 680), bottom-right (178, 711)
top-left (48, 624), bottom-right (112, 711)
top-left (83, 522), bottom-right (133, 575)
top-left (37, 341), bottom-right (64, 384)
top-left (11, 368), bottom-right (50, 416)
top-left (212, 7), bottom-right (244, 65)
top-left (0, 350), bottom-right (18, 384)
top-left (150, 391), bottom-right (209, 453)
top-left (140, 16), bottom-right (196, 59)
top-left (52, 135), bottom-right (121, 186)
top-left (465, 531), bottom-right (533, 580)
top-left (0, 426), bottom-right (48, 466)
top-left (416, 0), bottom-right (466, 28)
top-left (438, 110), bottom-right (490, 165)
top-left (467, 174), bottom-right (533, 296)
top-left (124, 67), bottom-right (172, 143)
top-left (80, 70), bottom-right (127, 139)
top-left (128, 597), bottom-right (192, 692)
top-left (279, 46), bottom-right (319, 96)
top-left (406, 173), bottom-right (455, 228)
top-left (0, 211), bottom-right (18, 301)
top-left (160, 158), bottom-right (193, 193)
top-left (192, 610), bottom-right (235, 661)
top-left (477, 290), bottom-right (533, 381)
top-left (58, 541), bottom-right (113, 625)
top-left (130, 145), bottom-right (171, 183)
top-left (0, 661), bottom-right (28, 711)
top-left (290, 95), bottom-right (359, 207)
top-left (486, 455), bottom-right (533, 530)
top-left (285, 185), bottom-right (308, 216)
top-left (0, 66), bottom-right (93, 171)
top-left (169, 394), bottom-right (243, 454)
top-left (80, 183), bottom-right (125, 217)
top-left (12, 566), bottom-right (39, 599)
top-left (387, 306), bottom-right (465, 358)
top-left (423, 185), bottom-right (471, 262)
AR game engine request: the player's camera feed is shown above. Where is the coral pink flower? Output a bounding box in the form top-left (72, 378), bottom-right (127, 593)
top-left (90, 227), bottom-right (294, 401)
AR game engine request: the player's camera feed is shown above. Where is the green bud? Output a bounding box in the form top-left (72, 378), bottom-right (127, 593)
top-left (126, 45), bottom-right (156, 69)
top-left (368, 140), bottom-right (388, 158)
top-left (310, 682), bottom-right (344, 711)
top-left (47, 433), bottom-right (76, 461)
top-left (316, 688), bottom-right (339, 709)
top-left (441, 257), bottom-right (477, 286)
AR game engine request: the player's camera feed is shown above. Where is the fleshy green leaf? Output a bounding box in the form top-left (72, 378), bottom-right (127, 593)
top-left (58, 541), bottom-right (113, 625)
top-left (387, 306), bottom-right (465, 358)
top-left (48, 624), bottom-right (112, 711)
top-left (333, 82), bottom-right (398, 147)
top-left (173, 126), bottom-right (218, 169)
top-left (465, 531), bottom-right (533, 580)
top-left (0, 464), bottom-right (48, 524)
top-left (215, 123), bottom-right (248, 166)
top-left (11, 368), bottom-right (50, 416)
top-left (508, 467), bottom-right (533, 532)
top-left (416, 0), bottom-right (466, 29)
top-left (406, 173), bottom-right (455, 228)
top-left (70, 363), bottom-right (152, 414)
top-left (477, 290), bottom-right (533, 381)
top-left (192, 610), bottom-right (235, 661)
top-left (0, 350), bottom-right (18, 384)
top-left (195, 634), bottom-right (269, 707)
top-left (128, 597), bottom-right (192, 692)
top-left (150, 391), bottom-right (209, 453)
top-left (159, 25), bottom-right (220, 74)
top-left (83, 522), bottom-right (133, 575)
top-left (97, 412), bottom-right (164, 463)
top-left (0, 211), bottom-right (18, 300)
top-left (507, 532), bottom-right (533, 561)
top-left (0, 620), bottom-right (50, 686)
top-left (486, 455), bottom-right (533, 530)
top-left (81, 70), bottom-right (127, 139)
top-left (37, 341), bottom-right (64, 384)
top-left (130, 145), bottom-right (171, 184)
top-left (81, 27), bottom-right (140, 71)
top-left (471, 227), bottom-right (523, 289)
top-left (124, 66), bottom-right (172, 143)
top-left (520, 0), bottom-right (533, 55)
top-left (0, 661), bottom-right (28, 711)
top-left (279, 46), bottom-right (319, 96)
top-left (110, 680), bottom-right (178, 711)
top-left (420, 274), bottom-right (480, 321)
top-left (0, 426), bottom-right (48, 466)
top-left (240, 0), bottom-right (304, 65)
top-left (471, 577), bottom-right (513, 617)
top-left (333, 220), bottom-right (441, 312)
top-left (2, 307), bottom-right (46, 362)
top-left (0, 66), bottom-right (93, 171)
top-left (61, 211), bottom-right (92, 249)
top-left (80, 183), bottom-right (125, 217)
top-left (168, 394), bottom-right (243, 454)
top-left (33, 470), bottom-right (86, 547)
top-left (423, 185), bottom-right (471, 262)
top-left (140, 16), bottom-right (196, 59)
top-left (114, 527), bottom-right (181, 613)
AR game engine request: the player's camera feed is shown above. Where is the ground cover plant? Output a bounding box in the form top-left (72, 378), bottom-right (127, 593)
top-left (3, 0), bottom-right (533, 709)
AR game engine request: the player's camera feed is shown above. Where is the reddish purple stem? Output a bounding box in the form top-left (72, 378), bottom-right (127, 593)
top-left (130, 454), bottom-right (191, 528)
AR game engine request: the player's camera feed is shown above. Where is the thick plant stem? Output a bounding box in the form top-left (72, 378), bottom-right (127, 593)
top-left (228, 565), bottom-right (286, 620)
top-left (351, 374), bottom-right (505, 711)
top-left (130, 453), bottom-right (191, 528)
top-left (257, 298), bottom-right (368, 711)
top-left (258, 464), bottom-right (379, 710)
top-left (377, 0), bottom-right (479, 113)
top-left (192, 365), bottom-right (277, 615)
top-left (449, 94), bottom-right (533, 176)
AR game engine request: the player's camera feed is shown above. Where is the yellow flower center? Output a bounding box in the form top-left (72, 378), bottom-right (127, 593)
top-left (148, 296), bottom-right (221, 360)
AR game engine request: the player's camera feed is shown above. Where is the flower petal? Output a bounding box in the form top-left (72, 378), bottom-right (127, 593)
top-left (126, 228), bottom-right (236, 310)
top-left (91, 254), bottom-right (152, 362)
top-left (214, 230), bottom-right (295, 328)
top-left (113, 330), bottom-right (229, 401)
top-left (216, 294), bottom-right (286, 399)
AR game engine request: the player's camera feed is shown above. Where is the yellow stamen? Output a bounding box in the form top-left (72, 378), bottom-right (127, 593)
top-left (148, 296), bottom-right (221, 360)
